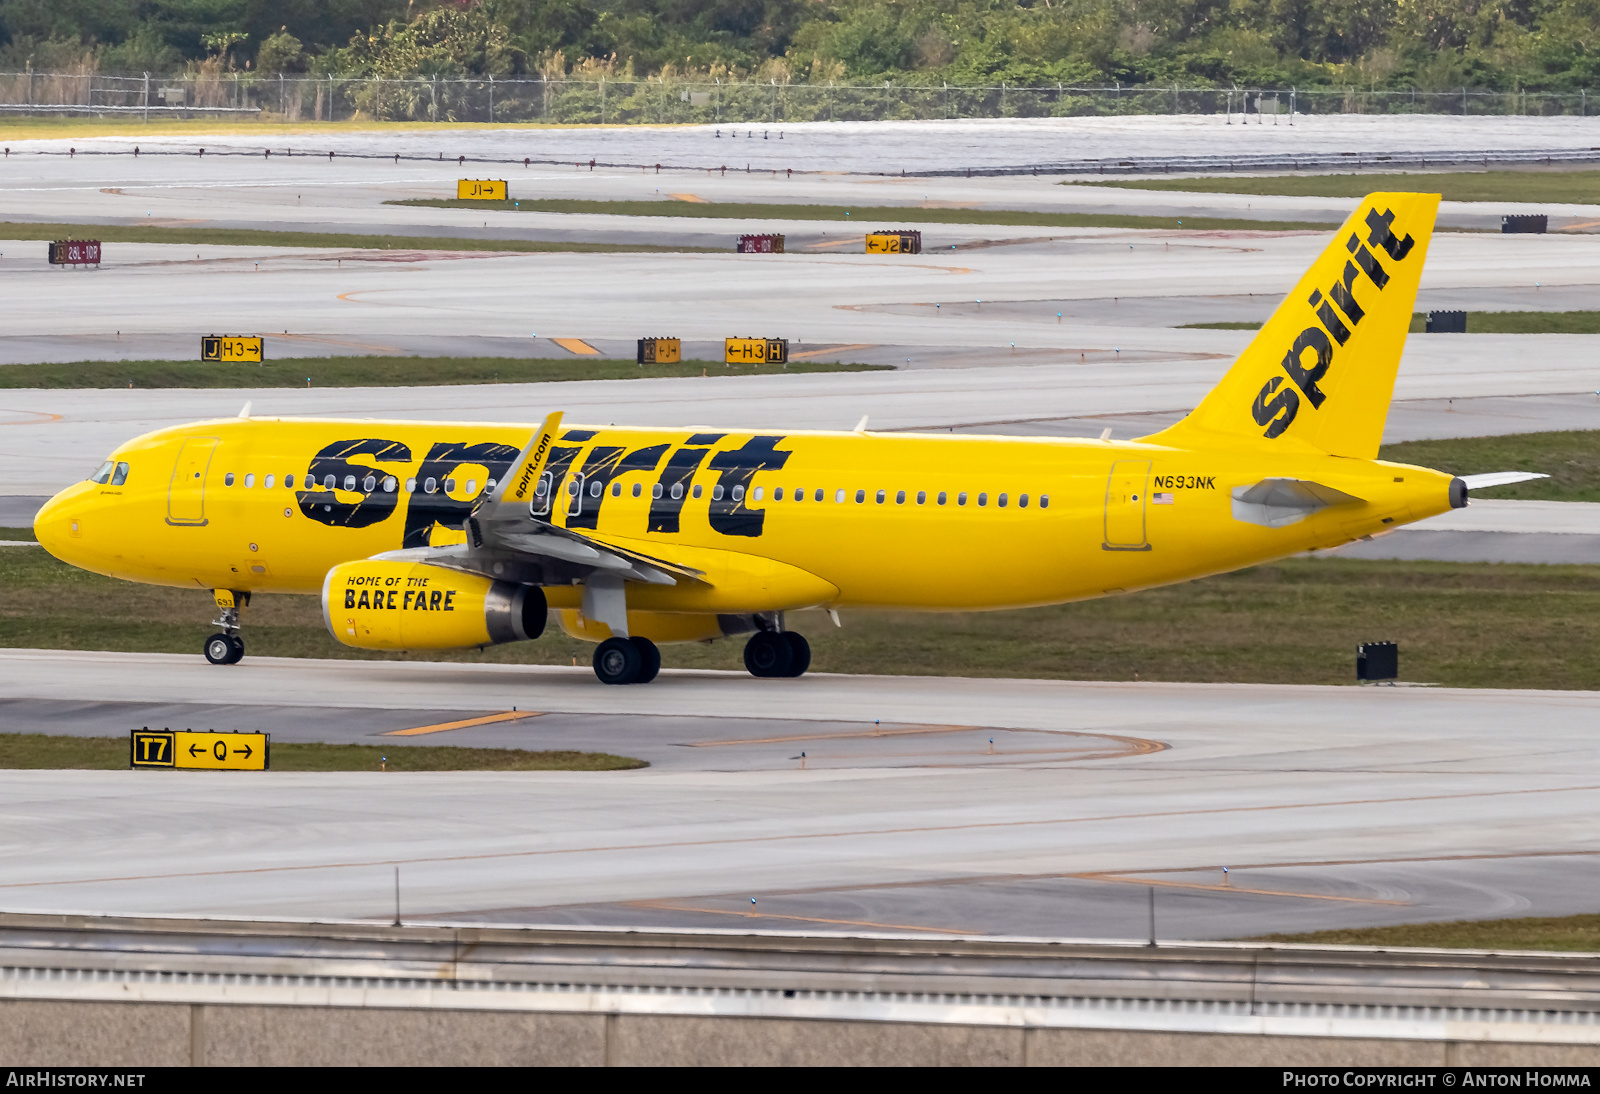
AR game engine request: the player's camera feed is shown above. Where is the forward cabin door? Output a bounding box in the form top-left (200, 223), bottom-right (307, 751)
top-left (1103, 460), bottom-right (1152, 551)
top-left (167, 437), bottom-right (220, 526)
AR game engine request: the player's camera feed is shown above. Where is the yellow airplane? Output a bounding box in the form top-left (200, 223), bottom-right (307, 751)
top-left (32, 192), bottom-right (1537, 684)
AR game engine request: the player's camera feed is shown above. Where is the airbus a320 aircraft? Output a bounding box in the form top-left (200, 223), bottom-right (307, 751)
top-left (33, 192), bottom-right (1534, 685)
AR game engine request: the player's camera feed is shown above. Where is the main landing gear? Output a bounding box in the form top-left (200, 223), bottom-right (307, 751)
top-left (588, 626), bottom-right (811, 684)
top-left (744, 630), bottom-right (810, 679)
top-left (593, 636), bottom-right (661, 685)
top-left (203, 590), bottom-right (246, 665)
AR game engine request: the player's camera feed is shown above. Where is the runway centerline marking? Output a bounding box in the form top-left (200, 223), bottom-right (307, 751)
top-left (384, 710), bottom-right (545, 737)
top-left (5, 781), bottom-right (1597, 893)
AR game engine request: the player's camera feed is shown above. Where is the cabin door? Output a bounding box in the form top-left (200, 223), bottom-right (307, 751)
top-left (1103, 460), bottom-right (1152, 551)
top-left (167, 437), bottom-right (220, 526)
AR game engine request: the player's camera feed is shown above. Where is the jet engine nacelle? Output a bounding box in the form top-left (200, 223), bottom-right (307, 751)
top-left (321, 560), bottom-right (546, 651)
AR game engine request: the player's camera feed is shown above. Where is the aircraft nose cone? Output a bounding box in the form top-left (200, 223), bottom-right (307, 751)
top-left (32, 487), bottom-right (86, 562)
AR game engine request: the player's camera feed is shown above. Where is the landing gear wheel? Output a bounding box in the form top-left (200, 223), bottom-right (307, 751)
top-left (225, 634), bottom-right (245, 664)
top-left (744, 631), bottom-right (794, 678)
top-left (782, 632), bottom-right (810, 677)
top-left (594, 637), bottom-right (642, 685)
top-left (629, 636), bottom-right (661, 684)
top-left (204, 633), bottom-right (233, 665)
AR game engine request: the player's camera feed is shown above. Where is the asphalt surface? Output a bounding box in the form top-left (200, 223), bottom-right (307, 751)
top-left (1, 649), bottom-right (1596, 940)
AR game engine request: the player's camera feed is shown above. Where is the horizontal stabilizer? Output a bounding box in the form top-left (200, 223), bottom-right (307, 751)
top-left (1459, 471), bottom-right (1549, 490)
top-left (1231, 478), bottom-right (1363, 529)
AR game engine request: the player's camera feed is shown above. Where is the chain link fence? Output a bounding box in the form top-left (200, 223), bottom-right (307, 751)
top-left (1, 72), bottom-right (1597, 123)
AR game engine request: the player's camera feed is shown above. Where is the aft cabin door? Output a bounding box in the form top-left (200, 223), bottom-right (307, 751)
top-left (167, 437), bottom-right (220, 526)
top-left (1103, 460), bottom-right (1152, 551)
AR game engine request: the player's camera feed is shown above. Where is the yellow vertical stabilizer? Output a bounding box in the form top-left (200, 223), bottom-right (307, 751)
top-left (1143, 192), bottom-right (1439, 459)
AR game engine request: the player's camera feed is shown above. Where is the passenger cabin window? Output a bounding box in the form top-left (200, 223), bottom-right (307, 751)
top-left (651, 483), bottom-right (661, 499)
top-left (465, 479), bottom-right (478, 496)
top-left (110, 462), bottom-right (130, 486)
top-left (978, 492), bottom-right (988, 507)
top-left (998, 493), bottom-right (1008, 508)
top-left (611, 482), bottom-right (621, 497)
top-left (916, 491), bottom-right (925, 505)
top-left (875, 489), bottom-right (885, 504)
top-left (362, 475), bottom-right (375, 492)
top-left (712, 485), bottom-right (725, 501)
top-left (264, 474), bottom-right (275, 489)
top-left (445, 478), bottom-right (457, 494)
top-left (225, 473), bottom-right (236, 486)
top-left (693, 484), bottom-right (703, 499)
top-left (343, 475), bottom-right (356, 492)
top-left (632, 483), bottom-right (642, 498)
top-left (752, 487), bottom-right (762, 501)
top-left (1019, 494), bottom-right (1029, 508)
top-left (732, 485), bottom-right (745, 502)
top-left (958, 492), bottom-right (968, 506)
top-left (896, 490), bottom-right (906, 504)
top-left (383, 476), bottom-right (396, 493)
top-left (855, 489), bottom-right (865, 504)
top-left (937, 491), bottom-right (947, 505)
top-left (244, 474), bottom-right (255, 488)
top-left (775, 487), bottom-right (785, 501)
top-left (285, 475), bottom-right (295, 488)
top-left (90, 461), bottom-right (114, 484)
top-left (816, 489), bottom-right (826, 502)
top-left (1040, 495), bottom-right (1050, 509)
top-left (670, 483), bottom-right (682, 500)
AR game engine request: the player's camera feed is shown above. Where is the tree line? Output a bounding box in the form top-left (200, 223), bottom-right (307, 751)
top-left (1, 0), bottom-right (1596, 90)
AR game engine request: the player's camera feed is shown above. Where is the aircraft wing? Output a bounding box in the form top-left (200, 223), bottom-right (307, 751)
top-left (369, 412), bottom-right (707, 587)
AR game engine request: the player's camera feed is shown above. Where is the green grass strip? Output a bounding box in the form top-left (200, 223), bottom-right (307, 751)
top-left (389, 198), bottom-right (1337, 233)
top-left (0, 733), bottom-right (645, 771)
top-left (0, 221), bottom-right (717, 254)
top-left (0, 356), bottom-right (887, 389)
top-left (1071, 169), bottom-right (1600, 206)
top-left (1254, 913), bottom-right (1600, 952)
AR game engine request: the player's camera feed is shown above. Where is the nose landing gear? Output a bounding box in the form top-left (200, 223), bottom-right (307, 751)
top-left (204, 590), bottom-right (247, 665)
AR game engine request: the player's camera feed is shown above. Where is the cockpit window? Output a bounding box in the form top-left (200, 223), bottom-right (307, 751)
top-left (110, 462), bottom-right (130, 486)
top-left (90, 460), bottom-right (114, 484)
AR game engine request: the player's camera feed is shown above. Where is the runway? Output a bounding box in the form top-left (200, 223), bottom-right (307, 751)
top-left (0, 648), bottom-right (1597, 940)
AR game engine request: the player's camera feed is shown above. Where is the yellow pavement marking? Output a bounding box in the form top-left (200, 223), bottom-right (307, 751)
top-left (550, 337), bottom-right (601, 355)
top-left (1077, 872), bottom-right (1409, 906)
top-left (384, 710), bottom-right (544, 737)
top-left (788, 343), bottom-right (875, 361)
top-left (628, 899), bottom-right (972, 935)
top-left (667, 193), bottom-right (708, 203)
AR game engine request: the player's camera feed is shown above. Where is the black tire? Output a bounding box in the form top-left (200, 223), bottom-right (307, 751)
top-left (225, 634), bottom-right (245, 664)
top-left (630, 637), bottom-right (661, 684)
top-left (782, 632), bottom-right (811, 677)
top-left (203, 633), bottom-right (233, 665)
top-left (743, 631), bottom-right (794, 678)
top-left (593, 637), bottom-right (642, 685)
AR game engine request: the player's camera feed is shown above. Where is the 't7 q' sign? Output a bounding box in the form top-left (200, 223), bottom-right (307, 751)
top-left (131, 730), bottom-right (270, 770)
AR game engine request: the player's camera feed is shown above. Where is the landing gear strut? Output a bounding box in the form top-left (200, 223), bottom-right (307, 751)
top-left (744, 630), bottom-right (809, 678)
top-left (593, 635), bottom-right (660, 685)
top-left (204, 591), bottom-right (246, 665)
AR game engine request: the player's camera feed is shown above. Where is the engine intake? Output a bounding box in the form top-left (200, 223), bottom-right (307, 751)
top-left (321, 560), bottom-right (546, 651)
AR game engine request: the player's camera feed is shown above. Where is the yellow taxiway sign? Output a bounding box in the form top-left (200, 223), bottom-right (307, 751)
top-left (130, 730), bottom-right (269, 770)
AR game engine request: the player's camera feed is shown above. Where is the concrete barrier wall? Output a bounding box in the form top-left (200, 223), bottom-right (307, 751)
top-left (7, 999), bottom-right (1600, 1067)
